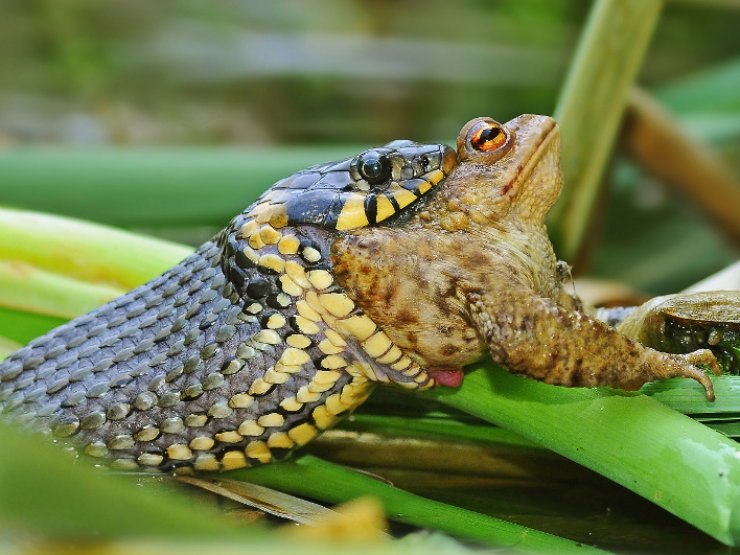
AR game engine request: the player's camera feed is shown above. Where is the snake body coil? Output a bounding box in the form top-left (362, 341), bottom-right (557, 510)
top-left (0, 140), bottom-right (456, 471)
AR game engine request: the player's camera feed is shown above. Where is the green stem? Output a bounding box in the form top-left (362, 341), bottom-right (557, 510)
top-left (422, 364), bottom-right (740, 546)
top-left (0, 260), bottom-right (124, 319)
top-left (0, 207), bottom-right (193, 291)
top-left (550, 0), bottom-right (663, 260)
top-left (0, 147), bottom-right (358, 228)
top-left (234, 455), bottom-right (609, 554)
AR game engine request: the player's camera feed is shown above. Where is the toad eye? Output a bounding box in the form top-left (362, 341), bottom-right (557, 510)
top-left (459, 118), bottom-right (512, 160)
top-left (357, 151), bottom-right (392, 185)
top-left (469, 120), bottom-right (509, 152)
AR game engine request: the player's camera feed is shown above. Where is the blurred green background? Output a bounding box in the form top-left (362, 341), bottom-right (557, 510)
top-left (0, 3), bottom-right (739, 552)
top-left (0, 0), bottom-right (738, 292)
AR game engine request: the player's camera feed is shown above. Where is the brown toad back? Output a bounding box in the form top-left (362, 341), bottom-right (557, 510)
top-left (332, 114), bottom-right (719, 398)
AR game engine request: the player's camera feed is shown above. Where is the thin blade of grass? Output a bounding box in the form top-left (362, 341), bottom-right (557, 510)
top-left (176, 475), bottom-right (335, 526)
top-left (422, 364), bottom-right (740, 546)
top-left (550, 0), bottom-right (663, 259)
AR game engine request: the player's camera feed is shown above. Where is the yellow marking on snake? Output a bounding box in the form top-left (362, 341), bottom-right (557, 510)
top-left (194, 454), bottom-right (220, 472)
top-left (254, 330), bottom-right (281, 345)
top-left (275, 362), bottom-right (303, 374)
top-left (318, 338), bottom-right (343, 355)
top-left (286, 334), bottom-right (311, 348)
top-left (264, 368), bottom-right (290, 384)
top-left (257, 413), bottom-right (285, 428)
top-left (167, 444), bottom-right (193, 461)
top-left (392, 188), bottom-right (418, 209)
top-left (312, 405), bottom-right (336, 429)
top-left (321, 355), bottom-right (348, 369)
top-left (190, 437), bottom-right (215, 451)
top-left (246, 441), bottom-right (272, 463)
top-left (375, 194), bottom-right (396, 222)
top-left (134, 427), bottom-right (159, 442)
top-left (242, 246), bottom-right (259, 264)
top-left (268, 432), bottom-right (295, 449)
top-left (288, 422), bottom-right (318, 446)
top-left (259, 225), bottom-right (282, 245)
top-left (238, 219), bottom-right (258, 238)
top-left (248, 378), bottom-right (272, 396)
top-left (306, 269), bottom-right (333, 290)
top-left (221, 450), bottom-right (249, 470)
top-left (376, 345), bottom-right (403, 365)
top-left (248, 232), bottom-right (265, 249)
top-left (313, 370), bottom-right (342, 384)
top-left (279, 274), bottom-right (303, 296)
top-left (362, 331), bottom-right (393, 358)
top-left (258, 253), bottom-right (285, 273)
top-left (296, 299), bottom-right (322, 322)
top-left (238, 420), bottom-right (265, 436)
top-left (391, 357), bottom-right (413, 371)
top-left (229, 393), bottom-right (254, 408)
top-left (323, 329), bottom-right (346, 347)
top-left (294, 315), bottom-right (320, 335)
top-left (336, 193), bottom-right (370, 231)
top-left (277, 234), bottom-right (300, 255)
top-left (265, 314), bottom-right (286, 329)
top-left (338, 315), bottom-right (377, 341)
top-left (325, 393), bottom-right (349, 415)
top-left (215, 431), bottom-right (243, 443)
top-left (279, 396), bottom-right (303, 412)
top-left (318, 293), bottom-right (355, 318)
top-left (296, 385), bottom-right (322, 403)
top-left (279, 347), bottom-right (310, 366)
top-left (138, 454), bottom-right (163, 467)
top-left (285, 260), bottom-right (311, 288)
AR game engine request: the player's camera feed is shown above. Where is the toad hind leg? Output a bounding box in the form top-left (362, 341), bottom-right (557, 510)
top-left (466, 288), bottom-right (719, 400)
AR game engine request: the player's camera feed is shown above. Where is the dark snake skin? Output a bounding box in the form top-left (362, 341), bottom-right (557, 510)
top-left (0, 140), bottom-right (455, 471)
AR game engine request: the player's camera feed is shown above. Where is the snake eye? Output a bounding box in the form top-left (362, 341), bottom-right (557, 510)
top-left (358, 151), bottom-right (392, 185)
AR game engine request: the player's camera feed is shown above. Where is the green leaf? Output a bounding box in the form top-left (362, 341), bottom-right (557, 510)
top-left (0, 207), bottom-right (193, 291)
top-left (550, 0), bottom-right (663, 258)
top-left (0, 423), bottom-right (251, 538)
top-left (0, 148), bottom-right (360, 229)
top-left (233, 455), bottom-right (608, 554)
top-left (422, 365), bottom-right (740, 546)
top-left (0, 306), bottom-right (67, 345)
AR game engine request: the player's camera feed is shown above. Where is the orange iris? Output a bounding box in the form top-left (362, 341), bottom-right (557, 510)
top-left (470, 122), bottom-right (508, 152)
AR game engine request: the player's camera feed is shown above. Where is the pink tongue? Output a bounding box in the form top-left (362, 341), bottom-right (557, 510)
top-left (428, 368), bottom-right (465, 388)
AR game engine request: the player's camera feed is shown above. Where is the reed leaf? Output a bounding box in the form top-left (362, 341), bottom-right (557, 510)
top-left (422, 365), bottom-right (740, 546)
top-left (550, 0), bottom-right (663, 259)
